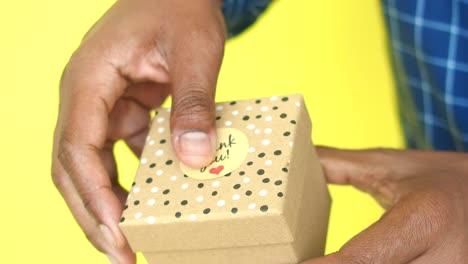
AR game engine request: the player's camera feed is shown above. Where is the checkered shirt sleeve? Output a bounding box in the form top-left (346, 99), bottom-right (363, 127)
top-left (223, 0), bottom-right (468, 151)
top-left (383, 0), bottom-right (468, 151)
top-left (222, 0), bottom-right (272, 37)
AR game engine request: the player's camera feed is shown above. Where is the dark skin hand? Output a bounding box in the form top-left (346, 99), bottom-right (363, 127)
top-left (52, 0), bottom-right (467, 263)
top-left (51, 0), bottom-right (225, 263)
top-left (304, 147), bottom-right (467, 264)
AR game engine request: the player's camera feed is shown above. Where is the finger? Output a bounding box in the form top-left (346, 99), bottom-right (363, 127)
top-left (55, 56), bottom-right (134, 261)
top-left (165, 6), bottom-right (226, 168)
top-left (53, 120), bottom-right (135, 263)
top-left (123, 82), bottom-right (170, 110)
top-left (107, 98), bottom-right (151, 158)
top-left (101, 143), bottom-right (129, 204)
top-left (315, 146), bottom-right (385, 185)
top-left (315, 146), bottom-right (399, 207)
top-left (302, 194), bottom-right (436, 264)
top-left (52, 161), bottom-right (135, 263)
top-left (118, 83), bottom-right (170, 157)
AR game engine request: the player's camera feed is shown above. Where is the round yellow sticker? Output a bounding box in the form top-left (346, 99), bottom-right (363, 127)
top-left (180, 127), bottom-right (250, 180)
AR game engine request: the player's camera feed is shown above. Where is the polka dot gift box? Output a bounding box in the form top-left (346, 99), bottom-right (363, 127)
top-left (120, 94), bottom-right (331, 264)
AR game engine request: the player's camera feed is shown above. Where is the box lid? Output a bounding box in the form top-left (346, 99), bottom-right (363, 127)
top-left (120, 94), bottom-right (323, 252)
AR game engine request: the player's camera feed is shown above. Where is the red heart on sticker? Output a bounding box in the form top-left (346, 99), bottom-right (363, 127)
top-left (209, 165), bottom-right (224, 175)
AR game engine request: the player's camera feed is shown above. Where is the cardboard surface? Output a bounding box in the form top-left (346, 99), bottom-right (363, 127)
top-left (120, 94), bottom-right (331, 263)
top-left (144, 243), bottom-right (300, 264)
top-left (143, 139), bottom-right (330, 264)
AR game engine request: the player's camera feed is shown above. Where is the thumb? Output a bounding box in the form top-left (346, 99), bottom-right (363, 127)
top-left (165, 3), bottom-right (226, 168)
top-left (302, 195), bottom-right (433, 264)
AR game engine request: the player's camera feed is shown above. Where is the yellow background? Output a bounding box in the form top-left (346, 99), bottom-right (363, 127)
top-left (0, 0), bottom-right (403, 263)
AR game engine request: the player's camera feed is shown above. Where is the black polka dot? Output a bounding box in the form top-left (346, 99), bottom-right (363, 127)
top-left (239, 171), bottom-right (245, 176)
top-left (257, 169), bottom-right (265, 175)
top-left (212, 191), bottom-right (218, 196)
top-left (233, 184), bottom-right (241, 189)
top-left (282, 167), bottom-right (288, 173)
top-left (260, 205), bottom-right (269, 212)
top-left (163, 189), bottom-right (170, 195)
top-left (180, 200), bottom-right (188, 205)
top-left (155, 111), bottom-right (159, 115)
top-left (132, 182), bottom-right (136, 187)
top-left (255, 99), bottom-right (261, 104)
top-left (133, 200), bottom-right (140, 206)
top-left (273, 106), bottom-right (278, 110)
top-left (184, 174), bottom-right (189, 178)
top-left (198, 183), bottom-right (204, 188)
top-left (283, 131), bottom-right (291, 136)
top-left (164, 200), bottom-right (170, 206)
top-left (277, 192), bottom-right (284, 197)
top-left (175, 212), bottom-right (181, 218)
top-left (280, 113), bottom-right (287, 119)
top-left (203, 208), bottom-right (211, 214)
top-left (124, 205), bottom-right (128, 210)
top-left (216, 116), bottom-right (221, 120)
top-left (245, 190), bottom-right (252, 196)
top-left (290, 120), bottom-right (297, 125)
top-left (281, 97), bottom-right (289, 102)
top-left (256, 115), bottom-right (262, 119)
top-left (242, 115), bottom-right (250, 121)
top-left (149, 163), bottom-right (156, 168)
top-left (262, 178), bottom-right (270, 183)
top-left (247, 161), bottom-right (254, 166)
top-left (160, 139), bottom-right (166, 144)
top-left (258, 152), bottom-right (265, 158)
top-left (274, 150), bottom-right (282, 156)
top-left (120, 217), bottom-right (125, 223)
top-left (230, 101), bottom-right (237, 105)
top-left (275, 180), bottom-right (283, 186)
top-left (165, 160), bottom-right (173, 165)
top-left (224, 172), bottom-right (231, 177)
top-left (231, 207), bottom-right (238, 214)
top-left (146, 177), bottom-right (153, 184)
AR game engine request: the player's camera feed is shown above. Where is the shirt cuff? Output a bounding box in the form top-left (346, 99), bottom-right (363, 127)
top-left (222, 0), bottom-right (273, 37)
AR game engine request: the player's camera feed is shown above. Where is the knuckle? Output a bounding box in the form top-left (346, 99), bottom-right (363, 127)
top-left (53, 136), bottom-right (80, 191)
top-left (57, 136), bottom-right (76, 169)
top-left (62, 47), bottom-right (116, 86)
top-left (173, 89), bottom-right (214, 123)
top-left (81, 190), bottom-right (98, 214)
top-left (80, 185), bottom-right (111, 215)
top-left (51, 165), bottom-right (65, 191)
top-left (65, 49), bottom-right (92, 76)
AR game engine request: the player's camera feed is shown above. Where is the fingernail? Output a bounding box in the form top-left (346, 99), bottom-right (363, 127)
top-left (100, 224), bottom-right (117, 249)
top-left (178, 131), bottom-right (214, 166)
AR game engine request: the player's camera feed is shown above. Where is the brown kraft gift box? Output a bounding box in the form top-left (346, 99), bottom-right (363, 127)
top-left (120, 94), bottom-right (331, 264)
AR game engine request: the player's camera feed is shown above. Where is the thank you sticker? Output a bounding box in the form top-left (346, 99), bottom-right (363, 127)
top-left (180, 128), bottom-right (249, 180)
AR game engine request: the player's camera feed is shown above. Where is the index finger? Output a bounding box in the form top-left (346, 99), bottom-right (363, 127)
top-left (53, 55), bottom-right (132, 259)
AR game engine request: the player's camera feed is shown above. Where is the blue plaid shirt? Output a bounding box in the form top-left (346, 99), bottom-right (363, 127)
top-left (223, 0), bottom-right (468, 152)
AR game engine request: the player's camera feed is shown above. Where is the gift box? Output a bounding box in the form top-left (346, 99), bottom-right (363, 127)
top-left (120, 94), bottom-right (331, 264)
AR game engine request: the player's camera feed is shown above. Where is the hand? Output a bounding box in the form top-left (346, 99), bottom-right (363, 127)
top-left (51, 0), bottom-right (226, 262)
top-left (304, 147), bottom-right (467, 264)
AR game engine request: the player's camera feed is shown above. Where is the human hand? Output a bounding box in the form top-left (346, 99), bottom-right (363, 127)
top-left (304, 147), bottom-right (467, 264)
top-left (51, 0), bottom-right (225, 262)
